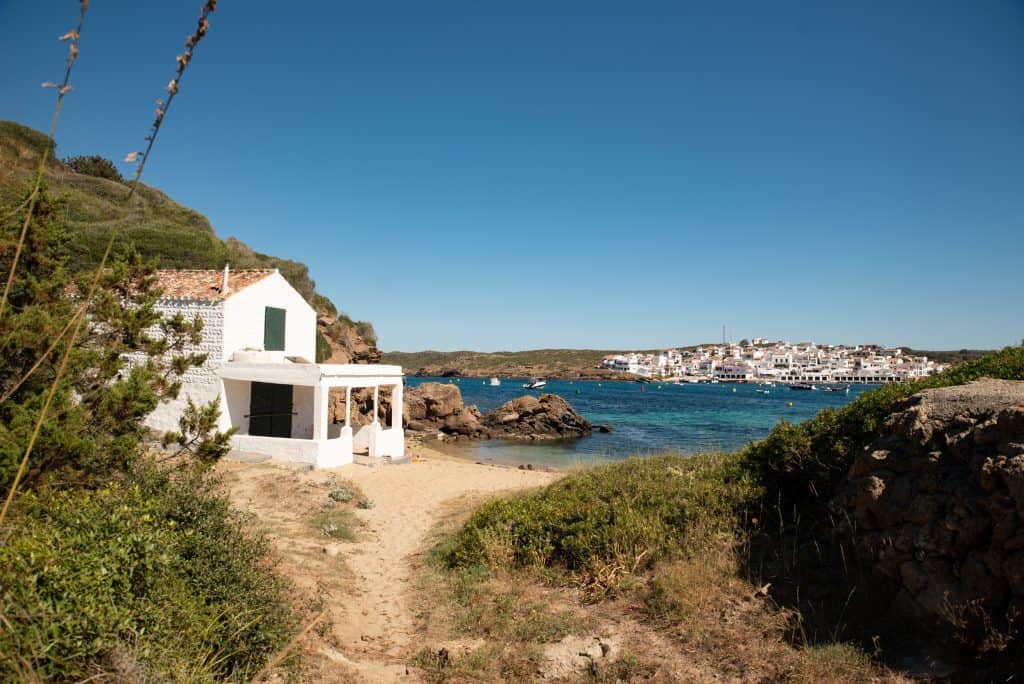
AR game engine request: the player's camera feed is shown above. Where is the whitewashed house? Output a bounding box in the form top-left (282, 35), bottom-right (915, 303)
top-left (145, 267), bottom-right (404, 468)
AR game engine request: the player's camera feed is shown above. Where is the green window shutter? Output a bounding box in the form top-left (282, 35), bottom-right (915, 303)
top-left (264, 307), bottom-right (286, 351)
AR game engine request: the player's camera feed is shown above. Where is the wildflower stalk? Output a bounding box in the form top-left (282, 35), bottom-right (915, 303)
top-left (0, 0), bottom-right (88, 319)
top-left (0, 0), bottom-right (219, 527)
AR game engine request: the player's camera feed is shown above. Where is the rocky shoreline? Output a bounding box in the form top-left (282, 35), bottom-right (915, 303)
top-left (404, 382), bottom-right (594, 441)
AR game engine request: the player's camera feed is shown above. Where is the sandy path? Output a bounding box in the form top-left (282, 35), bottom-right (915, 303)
top-left (220, 445), bottom-right (556, 682)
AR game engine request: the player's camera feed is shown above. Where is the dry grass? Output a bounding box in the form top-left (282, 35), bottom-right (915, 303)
top-left (640, 532), bottom-right (906, 683)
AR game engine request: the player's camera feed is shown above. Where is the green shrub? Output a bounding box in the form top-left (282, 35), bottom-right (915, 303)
top-left (63, 154), bottom-right (125, 183)
top-left (312, 505), bottom-right (361, 541)
top-left (440, 454), bottom-right (757, 583)
top-left (0, 462), bottom-right (296, 681)
top-left (741, 346), bottom-right (1024, 523)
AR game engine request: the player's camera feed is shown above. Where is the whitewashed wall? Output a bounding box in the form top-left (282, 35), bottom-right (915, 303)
top-left (222, 272), bottom-right (317, 361)
top-left (292, 385), bottom-right (315, 438)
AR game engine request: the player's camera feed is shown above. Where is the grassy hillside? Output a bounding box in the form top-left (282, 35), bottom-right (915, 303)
top-left (382, 347), bottom-right (685, 377)
top-left (0, 120), bottom-right (375, 355)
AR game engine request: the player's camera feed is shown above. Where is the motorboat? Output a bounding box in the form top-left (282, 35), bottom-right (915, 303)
top-left (788, 383), bottom-right (817, 391)
top-left (824, 384), bottom-right (849, 393)
top-left (523, 378), bottom-right (547, 389)
top-left (755, 389), bottom-right (770, 394)
top-left (489, 377), bottom-right (501, 387)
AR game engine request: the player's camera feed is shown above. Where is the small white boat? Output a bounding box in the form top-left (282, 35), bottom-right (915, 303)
top-left (523, 378), bottom-right (547, 389)
top-left (489, 377), bottom-right (501, 387)
top-left (755, 389), bottom-right (770, 395)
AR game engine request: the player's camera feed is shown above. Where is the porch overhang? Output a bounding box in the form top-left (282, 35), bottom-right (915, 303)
top-left (216, 361), bottom-right (405, 468)
top-left (216, 361), bottom-right (404, 386)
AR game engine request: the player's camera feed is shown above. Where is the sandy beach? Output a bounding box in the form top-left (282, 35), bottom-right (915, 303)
top-left (217, 440), bottom-right (558, 681)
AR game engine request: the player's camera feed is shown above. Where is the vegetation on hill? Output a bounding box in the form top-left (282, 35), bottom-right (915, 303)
top-left (0, 120), bottom-right (376, 360)
top-left (899, 347), bottom-right (995, 364)
top-left (62, 153), bottom-right (125, 183)
top-left (382, 347), bottom-right (671, 378)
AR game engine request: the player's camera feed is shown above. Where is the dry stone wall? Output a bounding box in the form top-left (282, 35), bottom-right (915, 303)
top-left (836, 379), bottom-right (1024, 647)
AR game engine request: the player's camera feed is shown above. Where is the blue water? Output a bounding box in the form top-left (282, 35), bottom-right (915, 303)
top-left (408, 377), bottom-right (874, 467)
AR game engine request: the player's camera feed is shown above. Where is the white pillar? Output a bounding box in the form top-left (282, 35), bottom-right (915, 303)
top-left (373, 385), bottom-right (380, 424)
top-left (344, 386), bottom-right (351, 428)
top-left (312, 382), bottom-right (328, 441)
top-left (392, 382), bottom-right (403, 429)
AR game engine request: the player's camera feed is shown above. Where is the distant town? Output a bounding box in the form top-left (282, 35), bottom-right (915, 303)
top-left (600, 339), bottom-right (947, 384)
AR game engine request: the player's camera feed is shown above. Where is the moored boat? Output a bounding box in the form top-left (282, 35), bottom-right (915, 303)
top-left (489, 377), bottom-right (501, 386)
top-left (523, 378), bottom-right (547, 389)
top-left (788, 383), bottom-right (817, 391)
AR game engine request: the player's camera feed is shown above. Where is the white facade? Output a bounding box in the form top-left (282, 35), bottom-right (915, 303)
top-left (597, 339), bottom-right (945, 384)
top-left (145, 268), bottom-right (403, 468)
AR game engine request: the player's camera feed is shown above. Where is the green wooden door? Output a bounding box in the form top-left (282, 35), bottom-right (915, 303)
top-left (248, 382), bottom-right (293, 438)
top-left (264, 307), bottom-right (286, 351)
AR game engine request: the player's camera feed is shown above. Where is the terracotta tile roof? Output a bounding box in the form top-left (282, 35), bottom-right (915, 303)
top-left (154, 269), bottom-right (276, 301)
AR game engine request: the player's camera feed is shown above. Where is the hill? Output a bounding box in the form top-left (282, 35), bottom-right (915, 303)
top-left (0, 120), bottom-right (376, 362)
top-left (382, 347), bottom-right (677, 379)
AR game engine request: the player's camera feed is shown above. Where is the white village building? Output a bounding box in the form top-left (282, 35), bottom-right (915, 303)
top-left (144, 267), bottom-right (404, 468)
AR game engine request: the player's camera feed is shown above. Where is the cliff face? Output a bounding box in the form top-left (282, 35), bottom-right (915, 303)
top-left (0, 121), bottom-right (379, 362)
top-left (836, 379), bottom-right (1024, 667)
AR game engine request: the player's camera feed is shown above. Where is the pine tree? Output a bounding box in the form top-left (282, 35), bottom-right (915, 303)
top-left (0, 185), bottom-right (230, 490)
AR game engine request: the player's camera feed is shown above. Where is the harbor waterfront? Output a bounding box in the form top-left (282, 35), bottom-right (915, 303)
top-left (408, 376), bottom-right (874, 467)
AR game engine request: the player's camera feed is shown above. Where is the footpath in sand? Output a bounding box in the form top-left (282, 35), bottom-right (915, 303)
top-left (218, 443), bottom-right (556, 682)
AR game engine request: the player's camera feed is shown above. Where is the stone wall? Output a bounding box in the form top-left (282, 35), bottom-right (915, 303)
top-left (131, 299), bottom-right (225, 432)
top-left (836, 379), bottom-right (1024, 654)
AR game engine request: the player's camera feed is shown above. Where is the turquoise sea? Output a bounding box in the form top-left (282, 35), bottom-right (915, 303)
top-left (407, 377), bottom-right (874, 468)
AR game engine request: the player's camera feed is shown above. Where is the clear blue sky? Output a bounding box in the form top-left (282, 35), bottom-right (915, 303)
top-left (2, 1), bottom-right (1022, 352)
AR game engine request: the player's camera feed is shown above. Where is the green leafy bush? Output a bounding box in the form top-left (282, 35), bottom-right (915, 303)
top-left (440, 454), bottom-right (757, 583)
top-left (63, 154), bottom-right (125, 183)
top-left (0, 462), bottom-right (296, 681)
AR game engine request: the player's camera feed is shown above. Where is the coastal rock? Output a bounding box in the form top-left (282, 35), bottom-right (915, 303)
top-left (405, 382), bottom-right (463, 422)
top-left (400, 385), bottom-right (593, 441)
top-left (834, 379), bottom-right (1024, 650)
top-left (480, 393), bottom-right (592, 440)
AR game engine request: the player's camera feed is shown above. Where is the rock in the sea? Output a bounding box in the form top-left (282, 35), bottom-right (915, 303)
top-left (401, 385), bottom-right (592, 441)
top-left (834, 378), bottom-right (1024, 647)
top-left (480, 393), bottom-right (592, 440)
top-left (405, 382), bottom-right (463, 422)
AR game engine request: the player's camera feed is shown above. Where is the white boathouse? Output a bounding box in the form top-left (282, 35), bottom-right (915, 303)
top-left (145, 267), bottom-right (404, 468)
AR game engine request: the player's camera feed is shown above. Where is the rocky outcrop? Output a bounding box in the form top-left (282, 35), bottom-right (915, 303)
top-left (480, 394), bottom-right (592, 440)
top-left (317, 314), bottom-right (380, 364)
top-left (401, 383), bottom-right (592, 441)
top-left (835, 379), bottom-right (1024, 653)
top-left (403, 382), bottom-right (490, 438)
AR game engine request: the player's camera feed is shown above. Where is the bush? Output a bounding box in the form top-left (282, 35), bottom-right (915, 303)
top-left (440, 454), bottom-right (757, 591)
top-left (740, 346), bottom-right (1024, 523)
top-left (0, 461), bottom-right (297, 681)
top-left (64, 154), bottom-right (125, 183)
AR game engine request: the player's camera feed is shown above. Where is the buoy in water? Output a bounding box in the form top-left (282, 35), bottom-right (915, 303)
top-left (640, 385), bottom-right (645, 392)
top-left (788, 401), bottom-right (793, 407)
top-left (575, 389), bottom-right (580, 395)
top-left (732, 387), bottom-right (736, 393)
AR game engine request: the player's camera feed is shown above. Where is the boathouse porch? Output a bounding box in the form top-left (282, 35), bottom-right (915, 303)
top-left (216, 361), bottom-right (404, 468)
